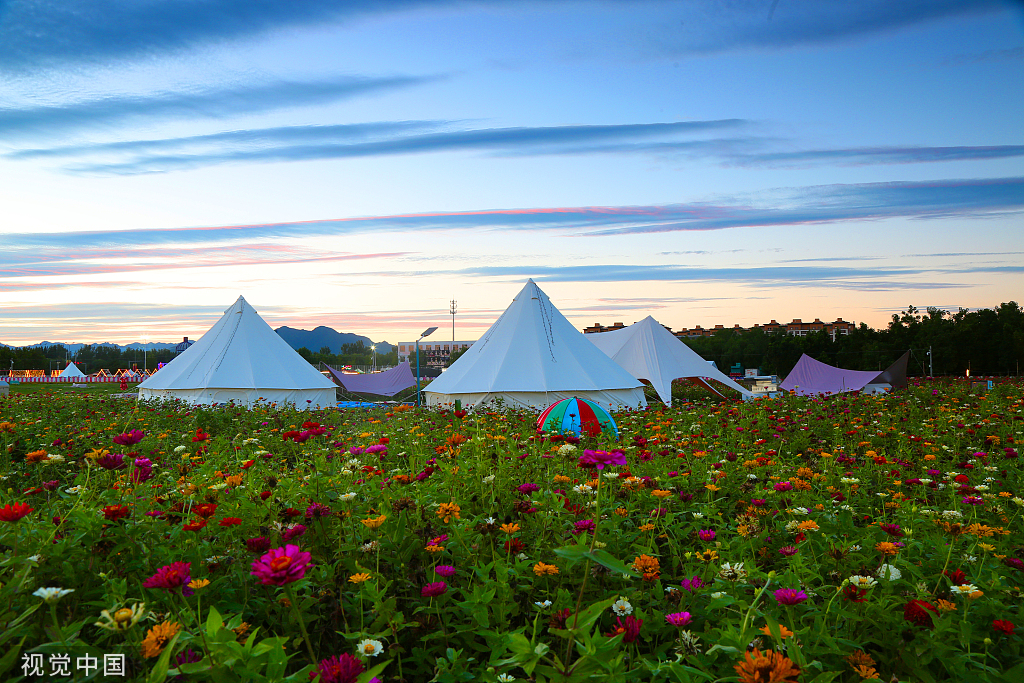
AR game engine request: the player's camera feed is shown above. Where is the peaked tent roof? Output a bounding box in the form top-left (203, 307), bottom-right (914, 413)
top-left (780, 352), bottom-right (908, 396)
top-left (138, 296), bottom-right (336, 409)
top-left (424, 280), bottom-right (646, 411)
top-left (327, 362), bottom-right (416, 397)
top-left (587, 316), bottom-right (752, 405)
top-left (59, 362), bottom-right (86, 378)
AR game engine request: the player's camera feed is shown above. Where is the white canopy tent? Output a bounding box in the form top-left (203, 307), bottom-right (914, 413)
top-left (587, 315), bottom-right (752, 405)
top-left (424, 280), bottom-right (647, 411)
top-left (138, 296), bottom-right (336, 409)
top-left (58, 362), bottom-right (86, 378)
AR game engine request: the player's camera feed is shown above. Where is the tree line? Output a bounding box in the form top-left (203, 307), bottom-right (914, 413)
top-left (295, 341), bottom-right (398, 370)
top-left (0, 343), bottom-right (175, 373)
top-left (682, 302), bottom-right (1023, 378)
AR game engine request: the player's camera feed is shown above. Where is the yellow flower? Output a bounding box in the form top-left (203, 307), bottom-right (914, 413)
top-left (437, 502), bottom-right (461, 523)
top-left (553, 475), bottom-right (571, 484)
top-left (533, 562), bottom-right (559, 576)
top-left (85, 448), bottom-right (110, 463)
top-left (95, 603), bottom-right (147, 632)
top-left (500, 523), bottom-right (520, 534)
top-left (141, 621), bottom-right (181, 659)
top-left (188, 579), bottom-right (210, 590)
top-left (695, 549), bottom-right (719, 563)
top-left (349, 573), bottom-right (372, 584)
top-left (705, 484), bottom-right (720, 492)
top-left (613, 507), bottom-right (628, 517)
top-left (424, 544), bottom-right (444, 553)
top-left (361, 514), bottom-right (387, 530)
top-left (978, 543), bottom-right (996, 552)
top-left (638, 523), bottom-right (656, 532)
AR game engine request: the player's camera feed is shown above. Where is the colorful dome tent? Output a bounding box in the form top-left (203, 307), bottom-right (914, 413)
top-left (424, 280), bottom-right (646, 412)
top-left (58, 362), bottom-right (86, 378)
top-left (138, 296), bottom-right (337, 409)
top-left (587, 315), bottom-right (752, 405)
top-left (780, 351), bottom-right (909, 396)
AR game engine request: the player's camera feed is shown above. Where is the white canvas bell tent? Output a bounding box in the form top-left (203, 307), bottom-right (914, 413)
top-left (59, 362), bottom-right (86, 378)
top-left (137, 296), bottom-right (337, 409)
top-left (424, 280), bottom-right (647, 411)
top-left (587, 316), bottom-right (752, 405)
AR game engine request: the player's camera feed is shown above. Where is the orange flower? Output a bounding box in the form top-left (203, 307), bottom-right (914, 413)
top-left (26, 450), bottom-right (50, 463)
top-left (651, 489), bottom-right (672, 498)
top-left (437, 502), bottom-right (461, 523)
top-left (875, 541), bottom-right (899, 556)
top-left (141, 621), bottom-right (181, 658)
top-left (796, 520), bottom-right (819, 532)
top-left (533, 562), bottom-right (559, 576)
top-left (361, 514), bottom-right (387, 530)
top-left (759, 624), bottom-right (794, 639)
top-left (734, 648), bottom-right (800, 683)
top-left (500, 523), bottom-right (520, 534)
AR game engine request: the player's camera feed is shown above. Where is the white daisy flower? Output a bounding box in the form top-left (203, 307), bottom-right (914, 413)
top-left (340, 492), bottom-right (357, 502)
top-left (848, 575), bottom-right (878, 589)
top-left (611, 598), bottom-right (633, 616)
top-left (952, 584), bottom-right (979, 596)
top-left (357, 638), bottom-right (384, 657)
top-left (33, 587), bottom-right (74, 603)
top-left (877, 564), bottom-right (901, 581)
top-left (535, 600), bottom-right (552, 608)
top-left (497, 674), bottom-right (516, 682)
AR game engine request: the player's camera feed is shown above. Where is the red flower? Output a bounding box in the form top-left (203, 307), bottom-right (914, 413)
top-left (192, 429), bottom-right (210, 443)
top-left (241, 460), bottom-right (255, 469)
top-left (260, 491), bottom-right (272, 501)
top-left (219, 517), bottom-right (243, 527)
top-left (606, 615), bottom-right (643, 643)
top-left (904, 599), bottom-right (938, 628)
top-left (309, 653), bottom-right (363, 683)
top-left (378, 437), bottom-right (390, 444)
top-left (193, 503), bottom-right (218, 519)
top-left (842, 585), bottom-right (868, 603)
top-left (945, 568), bottom-right (967, 585)
top-left (245, 536), bottom-right (272, 553)
top-left (282, 507), bottom-right (301, 519)
top-left (102, 504), bottom-right (131, 522)
top-left (144, 561), bottom-right (192, 592)
top-left (183, 518), bottom-right (208, 532)
top-left (0, 502), bottom-right (33, 522)
top-left (993, 619), bottom-right (1015, 635)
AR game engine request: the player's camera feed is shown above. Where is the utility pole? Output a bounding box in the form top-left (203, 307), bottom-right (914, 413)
top-left (450, 300), bottom-right (457, 342)
top-left (928, 345), bottom-right (933, 377)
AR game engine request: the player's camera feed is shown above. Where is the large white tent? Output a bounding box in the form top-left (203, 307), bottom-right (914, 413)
top-left (587, 315), bottom-right (752, 405)
top-left (58, 362), bottom-right (86, 378)
top-left (424, 280), bottom-right (647, 411)
top-left (138, 296), bottom-right (337, 409)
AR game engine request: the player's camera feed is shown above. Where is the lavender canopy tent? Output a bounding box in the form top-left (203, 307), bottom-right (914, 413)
top-left (327, 362), bottom-right (416, 397)
top-left (780, 351), bottom-right (908, 396)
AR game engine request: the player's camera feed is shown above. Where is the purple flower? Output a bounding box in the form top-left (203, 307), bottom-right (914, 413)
top-left (143, 561), bottom-right (194, 596)
top-left (364, 444), bottom-right (387, 455)
top-left (349, 446), bottom-right (365, 456)
top-left (772, 588), bottom-right (809, 605)
top-left (697, 529), bottom-right (716, 542)
top-left (113, 430), bottom-right (145, 446)
top-left (96, 453), bottom-right (127, 471)
top-left (665, 612), bottom-right (692, 628)
top-left (773, 481), bottom-right (794, 492)
top-left (751, 499), bottom-right (766, 507)
top-left (42, 480), bottom-right (59, 491)
top-left (577, 449), bottom-right (627, 470)
top-left (778, 546), bottom-right (799, 556)
top-left (572, 519), bottom-right (596, 536)
top-left (250, 545), bottom-right (312, 586)
top-left (606, 615), bottom-right (643, 642)
top-left (309, 653), bottom-right (364, 683)
top-left (434, 565), bottom-right (456, 578)
top-left (962, 496), bottom-right (985, 506)
top-left (282, 524), bottom-right (307, 542)
top-left (305, 503), bottom-right (333, 519)
top-left (421, 581), bottom-right (448, 597)
top-left (680, 576), bottom-right (705, 592)
top-left (517, 482), bottom-right (540, 495)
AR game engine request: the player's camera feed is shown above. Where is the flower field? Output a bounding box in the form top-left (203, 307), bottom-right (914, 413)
top-left (0, 381), bottom-right (1022, 682)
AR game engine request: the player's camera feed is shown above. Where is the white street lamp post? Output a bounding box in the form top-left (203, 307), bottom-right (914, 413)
top-left (416, 326), bottom-right (438, 407)
top-left (371, 345), bottom-right (376, 373)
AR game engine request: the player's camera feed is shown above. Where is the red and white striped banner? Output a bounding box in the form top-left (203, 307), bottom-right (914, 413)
top-left (0, 376), bottom-right (130, 383)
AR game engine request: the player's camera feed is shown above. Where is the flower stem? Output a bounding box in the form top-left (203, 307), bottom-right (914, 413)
top-left (285, 584), bottom-right (317, 666)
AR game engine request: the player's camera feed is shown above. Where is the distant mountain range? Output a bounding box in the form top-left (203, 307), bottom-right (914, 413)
top-left (0, 326), bottom-right (395, 355)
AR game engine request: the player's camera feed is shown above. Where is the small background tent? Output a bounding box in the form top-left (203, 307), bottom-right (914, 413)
top-left (587, 316), bottom-right (752, 404)
top-left (59, 362), bottom-right (86, 378)
top-left (424, 280), bottom-right (646, 411)
top-left (138, 296), bottom-right (337, 409)
top-left (327, 362), bottom-right (416, 397)
top-left (780, 352), bottom-right (909, 396)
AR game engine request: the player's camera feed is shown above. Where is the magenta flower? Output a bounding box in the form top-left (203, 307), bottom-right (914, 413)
top-left (143, 561), bottom-right (193, 595)
top-left (113, 430), bottom-right (145, 446)
top-left (577, 449), bottom-right (627, 470)
top-left (778, 546), bottom-right (799, 556)
top-left (773, 481), bottom-right (794, 492)
top-left (697, 529), bottom-right (716, 542)
top-left (96, 453), bottom-right (127, 470)
top-left (606, 615), bottom-right (643, 642)
top-left (282, 524), bottom-right (307, 542)
top-left (572, 519), bottom-right (596, 536)
top-left (250, 545), bottom-right (312, 586)
top-left (434, 565), bottom-right (456, 578)
top-left (517, 482), bottom-right (540, 494)
top-left (665, 612), bottom-right (692, 628)
top-left (680, 576), bottom-right (706, 592)
top-left (305, 503), bottom-right (333, 519)
top-left (309, 652), bottom-right (364, 683)
top-left (421, 581), bottom-right (448, 597)
top-left (772, 588), bottom-right (809, 605)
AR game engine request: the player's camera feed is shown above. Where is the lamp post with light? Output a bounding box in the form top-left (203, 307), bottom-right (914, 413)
top-left (415, 326), bottom-right (438, 407)
top-left (371, 345), bottom-right (376, 373)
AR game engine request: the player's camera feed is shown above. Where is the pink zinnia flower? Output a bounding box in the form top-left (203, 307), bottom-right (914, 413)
top-left (572, 519), bottom-right (596, 536)
top-left (250, 545), bottom-right (312, 586)
top-left (606, 615), bottom-right (643, 642)
top-left (282, 524), bottom-right (307, 542)
top-left (309, 652), bottom-right (364, 683)
top-left (305, 503), bottom-right (332, 519)
top-left (113, 429), bottom-right (145, 446)
top-left (665, 612), bottom-right (692, 628)
top-left (697, 529), bottom-right (716, 542)
top-left (434, 565), bottom-right (456, 578)
top-left (772, 588), bottom-right (808, 605)
top-left (577, 449), bottom-right (627, 470)
top-left (421, 581), bottom-right (448, 597)
top-left (680, 576), bottom-right (705, 592)
top-left (778, 546), bottom-right (798, 556)
top-left (143, 561), bottom-right (193, 594)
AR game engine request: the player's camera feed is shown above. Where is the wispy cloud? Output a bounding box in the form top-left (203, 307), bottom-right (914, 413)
top-left (0, 1), bottom-right (1009, 73)
top-left (941, 46), bottom-right (1024, 66)
top-left (729, 145), bottom-right (1024, 168)
top-left (2, 178), bottom-right (1021, 259)
top-left (0, 77), bottom-right (436, 139)
top-left (10, 119), bottom-right (751, 175)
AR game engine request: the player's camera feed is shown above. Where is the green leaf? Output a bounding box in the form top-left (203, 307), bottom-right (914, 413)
top-left (0, 636), bottom-right (24, 675)
top-left (206, 604), bottom-right (224, 635)
top-left (147, 631), bottom-right (181, 683)
top-left (584, 549), bottom-right (640, 578)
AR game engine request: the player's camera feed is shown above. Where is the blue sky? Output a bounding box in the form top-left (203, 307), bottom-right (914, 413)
top-left (1, 0), bottom-right (1021, 345)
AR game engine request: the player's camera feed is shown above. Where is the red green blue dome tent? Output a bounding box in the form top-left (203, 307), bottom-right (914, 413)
top-left (537, 397), bottom-right (618, 438)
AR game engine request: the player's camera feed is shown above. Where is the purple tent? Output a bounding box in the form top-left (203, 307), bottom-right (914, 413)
top-left (327, 362), bottom-right (416, 397)
top-left (780, 352), bottom-right (908, 396)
